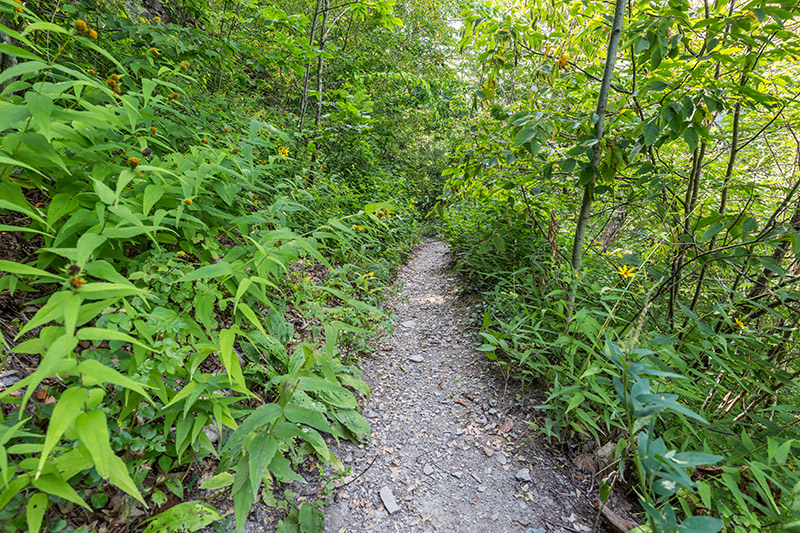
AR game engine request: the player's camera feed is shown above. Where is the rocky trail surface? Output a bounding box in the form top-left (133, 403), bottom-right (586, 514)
top-left (321, 240), bottom-right (597, 533)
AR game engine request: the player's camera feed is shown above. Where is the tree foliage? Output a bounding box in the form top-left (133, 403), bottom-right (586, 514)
top-left (0, 0), bottom-right (459, 531)
top-left (441, 0), bottom-right (800, 530)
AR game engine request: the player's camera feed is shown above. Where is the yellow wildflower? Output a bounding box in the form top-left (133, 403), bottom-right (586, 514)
top-left (151, 126), bottom-right (157, 134)
top-left (734, 317), bottom-right (745, 329)
top-left (128, 157), bottom-right (139, 168)
top-left (70, 276), bottom-right (85, 289)
top-left (618, 265), bottom-right (635, 279)
top-left (150, 47), bottom-right (159, 55)
top-left (88, 29), bottom-right (98, 40)
top-left (185, 198), bottom-right (193, 205)
top-left (75, 19), bottom-right (88, 32)
top-left (181, 60), bottom-right (190, 71)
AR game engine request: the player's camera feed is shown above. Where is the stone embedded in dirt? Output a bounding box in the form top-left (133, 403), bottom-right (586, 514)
top-left (379, 486), bottom-right (401, 514)
top-left (408, 355), bottom-right (424, 363)
top-left (203, 425), bottom-right (220, 444)
top-left (515, 468), bottom-right (532, 482)
top-left (400, 320), bottom-right (416, 328)
top-left (423, 464), bottom-right (434, 476)
top-left (452, 471), bottom-right (464, 479)
top-left (365, 410), bottom-right (379, 418)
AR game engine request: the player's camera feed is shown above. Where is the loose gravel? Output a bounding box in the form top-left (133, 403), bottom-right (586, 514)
top-left (322, 240), bottom-right (596, 533)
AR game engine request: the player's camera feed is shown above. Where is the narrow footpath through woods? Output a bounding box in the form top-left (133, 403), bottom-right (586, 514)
top-left (322, 240), bottom-right (595, 533)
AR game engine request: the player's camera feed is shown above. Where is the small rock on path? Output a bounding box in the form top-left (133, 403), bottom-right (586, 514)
top-left (324, 240), bottom-right (592, 532)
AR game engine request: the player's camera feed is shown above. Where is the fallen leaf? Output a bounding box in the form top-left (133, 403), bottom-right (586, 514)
top-left (497, 419), bottom-right (514, 434)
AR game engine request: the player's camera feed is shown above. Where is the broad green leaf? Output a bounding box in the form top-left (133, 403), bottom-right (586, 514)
top-left (0, 62), bottom-right (46, 93)
top-left (642, 122), bottom-right (660, 146)
top-left (222, 403), bottom-right (282, 453)
top-left (175, 261), bottom-right (233, 282)
top-left (284, 405), bottom-right (334, 435)
top-left (297, 376), bottom-right (357, 409)
top-left (0, 260), bottom-right (63, 280)
top-left (671, 452), bottom-right (723, 467)
top-left (677, 516), bottom-right (723, 533)
top-left (83, 261), bottom-right (132, 286)
top-left (272, 421), bottom-right (332, 463)
top-left (219, 328), bottom-right (248, 392)
top-left (199, 472), bottom-right (234, 490)
top-left (0, 43), bottom-right (41, 60)
top-left (143, 184), bottom-right (164, 216)
top-left (63, 292), bottom-right (82, 338)
top-left (335, 409), bottom-right (371, 442)
top-left (26, 492), bottom-right (47, 533)
top-left (233, 457), bottom-right (254, 533)
top-left (142, 501), bottom-right (220, 533)
top-left (25, 92), bottom-right (54, 140)
top-left (75, 411), bottom-right (145, 504)
top-left (514, 125), bottom-right (537, 146)
top-left (233, 277), bottom-right (251, 314)
top-left (32, 472), bottom-right (90, 510)
top-left (247, 432), bottom-right (277, 496)
top-left (2, 335), bottom-right (78, 411)
top-left (22, 21), bottom-right (70, 36)
top-left (76, 232), bottom-right (107, 266)
top-left (0, 477), bottom-right (28, 509)
top-left (77, 282), bottom-right (148, 299)
top-left (37, 387), bottom-right (88, 478)
top-left (76, 327), bottom-right (154, 352)
top-left (684, 126), bottom-right (699, 152)
top-left (565, 392), bottom-right (585, 413)
top-left (75, 359), bottom-right (154, 400)
top-left (93, 179), bottom-right (116, 205)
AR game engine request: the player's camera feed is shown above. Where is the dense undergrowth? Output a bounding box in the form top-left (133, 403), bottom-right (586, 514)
top-left (439, 1), bottom-right (800, 532)
top-left (0, 0), bottom-right (460, 531)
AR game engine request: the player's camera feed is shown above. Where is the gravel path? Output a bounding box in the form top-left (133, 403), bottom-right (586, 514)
top-left (323, 240), bottom-right (594, 533)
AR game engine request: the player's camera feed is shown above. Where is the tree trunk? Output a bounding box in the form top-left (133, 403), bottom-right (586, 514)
top-left (298, 0), bottom-right (322, 131)
top-left (314, 0), bottom-right (329, 129)
top-left (569, 0), bottom-right (627, 295)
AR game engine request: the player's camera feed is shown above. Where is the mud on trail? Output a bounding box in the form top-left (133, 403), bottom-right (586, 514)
top-left (319, 240), bottom-right (599, 533)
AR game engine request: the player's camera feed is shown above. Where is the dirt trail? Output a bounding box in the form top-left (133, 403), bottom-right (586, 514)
top-left (323, 240), bottom-right (594, 533)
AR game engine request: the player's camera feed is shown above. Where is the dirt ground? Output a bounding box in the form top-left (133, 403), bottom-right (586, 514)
top-left (321, 240), bottom-right (599, 533)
